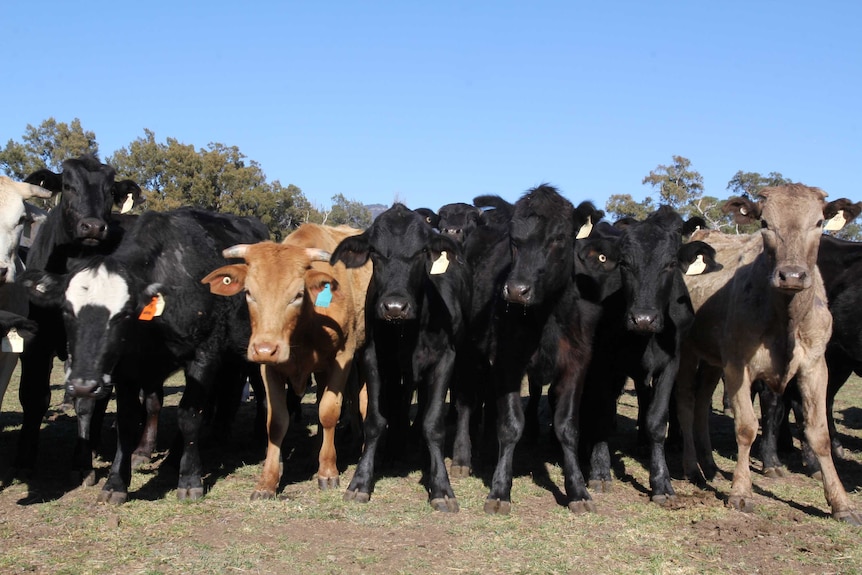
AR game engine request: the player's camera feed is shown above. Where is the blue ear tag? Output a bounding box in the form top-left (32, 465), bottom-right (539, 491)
top-left (315, 283), bottom-right (332, 308)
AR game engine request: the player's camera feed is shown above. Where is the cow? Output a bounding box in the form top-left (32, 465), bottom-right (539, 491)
top-left (576, 206), bottom-right (718, 504)
top-left (0, 176), bottom-right (53, 417)
top-left (14, 155), bottom-right (144, 483)
top-left (20, 207), bottom-right (268, 503)
top-left (330, 203), bottom-right (471, 512)
top-left (675, 184), bottom-right (861, 523)
top-left (478, 184), bottom-right (601, 515)
top-left (201, 223), bottom-right (372, 499)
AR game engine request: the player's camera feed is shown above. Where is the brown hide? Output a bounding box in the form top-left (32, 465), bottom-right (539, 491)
top-left (202, 223), bottom-right (372, 496)
top-left (676, 184), bottom-right (859, 522)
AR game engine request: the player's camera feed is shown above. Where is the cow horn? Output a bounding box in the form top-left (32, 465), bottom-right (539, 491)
top-left (306, 248), bottom-right (332, 262)
top-left (223, 245), bottom-right (250, 259)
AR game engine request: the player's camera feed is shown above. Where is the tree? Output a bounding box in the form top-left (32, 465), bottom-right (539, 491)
top-left (726, 170), bottom-right (794, 198)
top-left (0, 118), bottom-right (98, 180)
top-left (642, 155), bottom-right (704, 216)
top-left (327, 194), bottom-right (372, 228)
top-left (605, 193), bottom-right (654, 221)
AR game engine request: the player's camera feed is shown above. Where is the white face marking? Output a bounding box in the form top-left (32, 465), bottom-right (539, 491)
top-left (66, 265), bottom-right (131, 319)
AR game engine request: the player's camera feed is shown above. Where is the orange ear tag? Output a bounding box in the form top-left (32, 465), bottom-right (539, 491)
top-left (138, 294), bottom-right (166, 321)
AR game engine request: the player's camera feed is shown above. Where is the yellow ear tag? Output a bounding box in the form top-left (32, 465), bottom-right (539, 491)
top-left (1, 328), bottom-right (24, 353)
top-left (120, 193), bottom-right (135, 214)
top-left (823, 211), bottom-right (847, 231)
top-left (685, 254), bottom-right (707, 276)
top-left (139, 294), bottom-right (166, 321)
top-left (576, 216), bottom-right (593, 239)
top-left (430, 251), bottom-right (450, 275)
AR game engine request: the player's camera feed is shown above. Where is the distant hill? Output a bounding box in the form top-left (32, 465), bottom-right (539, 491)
top-left (366, 203), bottom-right (389, 220)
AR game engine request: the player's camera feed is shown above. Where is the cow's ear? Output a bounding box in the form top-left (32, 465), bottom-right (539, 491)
top-left (201, 265), bottom-right (247, 296)
top-left (823, 198), bottom-right (862, 231)
top-left (112, 179), bottom-right (145, 213)
top-left (306, 270), bottom-right (338, 308)
top-left (19, 269), bottom-right (66, 308)
top-left (23, 169), bottom-right (62, 193)
top-left (723, 197), bottom-right (761, 224)
top-left (331, 235), bottom-right (371, 268)
top-left (682, 216), bottom-right (707, 237)
top-left (678, 241), bottom-right (721, 275)
top-left (426, 234), bottom-right (460, 275)
top-left (574, 201), bottom-right (603, 239)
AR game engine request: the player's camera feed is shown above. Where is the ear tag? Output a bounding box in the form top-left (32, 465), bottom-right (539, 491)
top-left (120, 193), bottom-right (134, 214)
top-left (823, 211), bottom-right (847, 231)
top-left (685, 254), bottom-right (707, 276)
top-left (1, 328), bottom-right (24, 353)
top-left (139, 294), bottom-right (166, 321)
top-left (430, 251), bottom-right (449, 275)
top-left (315, 283), bottom-right (332, 308)
top-left (576, 216), bottom-right (593, 239)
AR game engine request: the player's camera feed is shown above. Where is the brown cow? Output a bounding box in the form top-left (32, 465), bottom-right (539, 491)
top-left (202, 224), bottom-right (371, 498)
top-left (675, 184), bottom-right (861, 524)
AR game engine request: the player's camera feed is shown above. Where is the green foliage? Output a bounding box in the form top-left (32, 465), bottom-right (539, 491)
top-left (0, 118), bottom-right (98, 180)
top-left (641, 155), bottom-right (704, 212)
top-left (604, 193), bottom-right (654, 221)
top-left (726, 170), bottom-right (794, 198)
top-left (325, 193), bottom-right (372, 228)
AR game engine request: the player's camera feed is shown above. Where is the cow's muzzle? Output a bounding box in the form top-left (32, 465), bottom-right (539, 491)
top-left (773, 265), bottom-right (810, 292)
top-left (627, 309), bottom-right (663, 333)
top-left (66, 377), bottom-right (112, 400)
top-left (503, 280), bottom-right (532, 306)
top-left (77, 217), bottom-right (109, 244)
top-left (378, 296), bottom-right (413, 322)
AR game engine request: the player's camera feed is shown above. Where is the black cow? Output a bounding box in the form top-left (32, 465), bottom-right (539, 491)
top-left (20, 207), bottom-right (267, 503)
top-left (330, 203), bottom-right (471, 512)
top-left (576, 206), bottom-right (718, 503)
top-left (435, 203), bottom-right (484, 244)
top-left (481, 184), bottom-right (601, 515)
top-left (15, 155), bottom-right (143, 480)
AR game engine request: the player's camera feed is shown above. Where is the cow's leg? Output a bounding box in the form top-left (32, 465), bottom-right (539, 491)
top-left (450, 355), bottom-right (476, 479)
top-left (174, 357), bottom-right (219, 501)
top-left (824, 347), bottom-right (853, 461)
top-left (553, 364), bottom-right (594, 515)
top-left (252, 365), bottom-right (288, 499)
top-left (758, 382), bottom-right (788, 478)
top-left (14, 345), bottom-right (53, 471)
top-left (344, 342), bottom-right (384, 503)
top-left (71, 396), bottom-right (107, 487)
top-left (423, 347), bottom-right (458, 512)
top-left (797, 359), bottom-right (861, 524)
top-left (726, 364), bottom-right (757, 513)
top-left (317, 362), bottom-right (350, 490)
top-left (634, 377), bottom-right (654, 453)
top-left (0, 351), bottom-right (19, 426)
top-left (646, 363), bottom-right (678, 505)
top-left (484, 384), bottom-right (525, 515)
top-left (693, 364), bottom-right (722, 480)
top-left (675, 350), bottom-right (705, 484)
top-left (585, 370), bottom-right (624, 494)
top-left (132, 388), bottom-right (163, 468)
top-left (98, 382), bottom-right (141, 504)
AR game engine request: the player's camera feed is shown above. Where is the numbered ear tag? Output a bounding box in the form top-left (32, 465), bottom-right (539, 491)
top-left (139, 294), bottom-right (166, 320)
top-left (315, 283), bottom-right (332, 308)
top-left (685, 254), bottom-right (707, 276)
top-left (823, 211), bottom-right (847, 231)
top-left (430, 251), bottom-right (449, 275)
top-left (576, 216), bottom-right (593, 239)
top-left (1, 328), bottom-right (24, 353)
top-left (120, 193), bottom-right (135, 214)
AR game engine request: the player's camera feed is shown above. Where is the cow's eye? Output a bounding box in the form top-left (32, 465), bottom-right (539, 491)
top-left (664, 260), bottom-right (678, 271)
top-left (291, 291), bottom-right (304, 304)
top-left (815, 219), bottom-right (824, 228)
top-left (760, 219), bottom-right (769, 229)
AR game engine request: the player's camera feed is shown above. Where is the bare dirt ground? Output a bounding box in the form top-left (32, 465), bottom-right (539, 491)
top-left (1, 367), bottom-right (861, 575)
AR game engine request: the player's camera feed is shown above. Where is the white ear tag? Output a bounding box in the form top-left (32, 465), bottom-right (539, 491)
top-left (120, 193), bottom-right (135, 214)
top-left (2, 328), bottom-right (24, 353)
top-left (685, 254), bottom-right (707, 276)
top-left (154, 293), bottom-right (166, 316)
top-left (823, 211), bottom-right (847, 231)
top-left (430, 251), bottom-right (450, 275)
top-left (576, 216), bottom-right (593, 239)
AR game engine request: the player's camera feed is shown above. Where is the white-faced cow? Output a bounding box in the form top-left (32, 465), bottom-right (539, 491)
top-left (331, 204), bottom-right (471, 512)
top-left (202, 223), bottom-right (372, 498)
top-left (675, 184), bottom-right (861, 523)
top-left (21, 207), bottom-right (267, 503)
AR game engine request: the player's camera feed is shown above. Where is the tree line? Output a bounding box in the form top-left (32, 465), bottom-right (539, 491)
top-left (0, 118), bottom-right (371, 240)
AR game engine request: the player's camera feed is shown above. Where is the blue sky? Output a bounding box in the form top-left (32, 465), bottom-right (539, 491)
top-left (2, 1), bottom-right (860, 212)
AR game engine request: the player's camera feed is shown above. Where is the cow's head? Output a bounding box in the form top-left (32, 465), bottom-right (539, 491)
top-left (331, 203), bottom-right (462, 323)
top-left (437, 203), bottom-right (484, 244)
top-left (724, 185), bottom-right (860, 292)
top-left (202, 242), bottom-right (334, 365)
top-left (503, 185), bottom-right (581, 306)
top-left (19, 262), bottom-right (152, 399)
top-left (613, 206), bottom-right (718, 333)
top-left (0, 176), bottom-right (53, 282)
top-left (24, 155), bottom-right (143, 246)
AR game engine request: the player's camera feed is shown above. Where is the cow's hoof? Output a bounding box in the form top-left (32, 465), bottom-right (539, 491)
top-left (318, 476), bottom-right (340, 490)
top-left (97, 490), bottom-right (127, 505)
top-left (72, 470), bottom-right (97, 487)
top-left (131, 452), bottom-right (151, 470)
top-left (763, 466), bottom-right (788, 478)
top-left (484, 498), bottom-right (511, 515)
top-left (727, 495), bottom-right (755, 513)
top-left (810, 470), bottom-right (823, 481)
top-left (833, 510), bottom-right (862, 526)
top-left (651, 493), bottom-right (677, 507)
top-left (177, 487), bottom-right (204, 501)
top-left (430, 496), bottom-right (459, 513)
top-left (588, 479), bottom-right (613, 493)
top-left (250, 489), bottom-right (276, 501)
top-left (449, 464), bottom-right (472, 479)
top-left (343, 489), bottom-right (370, 503)
top-left (567, 500), bottom-right (597, 514)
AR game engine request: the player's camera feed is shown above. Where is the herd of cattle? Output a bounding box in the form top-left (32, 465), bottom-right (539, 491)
top-left (0, 155), bottom-right (860, 525)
